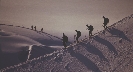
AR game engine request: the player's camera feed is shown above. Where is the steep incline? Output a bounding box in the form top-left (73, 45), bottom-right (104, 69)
top-left (0, 14), bottom-right (133, 72)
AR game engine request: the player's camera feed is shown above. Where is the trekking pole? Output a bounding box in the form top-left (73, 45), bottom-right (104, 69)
top-left (86, 28), bottom-right (89, 30)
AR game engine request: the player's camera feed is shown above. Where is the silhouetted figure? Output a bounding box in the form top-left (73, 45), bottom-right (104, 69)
top-left (75, 30), bottom-right (81, 43)
top-left (103, 16), bottom-right (109, 29)
top-left (86, 24), bottom-right (94, 36)
top-left (31, 25), bottom-right (33, 30)
top-left (34, 26), bottom-right (36, 31)
top-left (41, 28), bottom-right (43, 32)
top-left (62, 33), bottom-right (68, 48)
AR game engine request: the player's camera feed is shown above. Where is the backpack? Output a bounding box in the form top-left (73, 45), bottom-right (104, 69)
top-left (77, 31), bottom-right (81, 36)
top-left (105, 18), bottom-right (109, 23)
top-left (89, 26), bottom-right (94, 31)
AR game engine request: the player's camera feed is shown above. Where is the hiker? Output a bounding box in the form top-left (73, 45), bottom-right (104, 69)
top-left (75, 30), bottom-right (81, 43)
top-left (31, 25), bottom-right (33, 30)
top-left (86, 24), bottom-right (94, 36)
top-left (34, 26), bottom-right (36, 31)
top-left (41, 28), bottom-right (43, 32)
top-left (103, 16), bottom-right (109, 29)
top-left (62, 33), bottom-right (68, 48)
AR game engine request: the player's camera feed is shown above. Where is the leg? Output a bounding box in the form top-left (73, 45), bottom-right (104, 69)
top-left (104, 23), bottom-right (108, 29)
top-left (76, 36), bottom-right (79, 43)
top-left (89, 31), bottom-right (91, 36)
top-left (63, 41), bottom-right (67, 48)
top-left (89, 30), bottom-right (93, 36)
top-left (90, 31), bottom-right (92, 36)
top-left (104, 26), bottom-right (106, 29)
top-left (105, 26), bottom-right (107, 29)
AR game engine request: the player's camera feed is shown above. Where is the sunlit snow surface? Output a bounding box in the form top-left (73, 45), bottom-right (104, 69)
top-left (0, 25), bottom-right (64, 69)
top-left (0, 14), bottom-right (133, 72)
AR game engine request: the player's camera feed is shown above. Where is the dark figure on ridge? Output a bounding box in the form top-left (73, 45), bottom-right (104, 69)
top-left (31, 25), bottom-right (33, 30)
top-left (103, 16), bottom-right (109, 29)
top-left (75, 30), bottom-right (81, 43)
top-left (62, 33), bottom-right (68, 48)
top-left (34, 26), bottom-right (36, 31)
top-left (41, 28), bottom-right (43, 32)
top-left (86, 24), bottom-right (94, 37)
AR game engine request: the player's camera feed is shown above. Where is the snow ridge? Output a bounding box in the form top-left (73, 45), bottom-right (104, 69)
top-left (0, 24), bottom-right (62, 40)
top-left (0, 14), bottom-right (133, 72)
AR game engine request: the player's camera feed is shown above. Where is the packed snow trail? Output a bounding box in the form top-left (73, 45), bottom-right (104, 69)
top-left (27, 45), bottom-right (33, 61)
top-left (0, 23), bottom-right (73, 46)
top-left (0, 23), bottom-right (62, 41)
top-left (0, 14), bottom-right (133, 72)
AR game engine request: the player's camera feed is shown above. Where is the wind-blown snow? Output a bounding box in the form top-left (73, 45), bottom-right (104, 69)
top-left (0, 30), bottom-right (42, 52)
top-left (0, 25), bottom-right (64, 46)
top-left (0, 29), bottom-right (60, 69)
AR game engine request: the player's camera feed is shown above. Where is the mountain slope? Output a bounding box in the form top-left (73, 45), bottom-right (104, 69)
top-left (0, 29), bottom-right (62, 69)
top-left (0, 14), bottom-right (133, 72)
top-left (0, 24), bottom-right (63, 46)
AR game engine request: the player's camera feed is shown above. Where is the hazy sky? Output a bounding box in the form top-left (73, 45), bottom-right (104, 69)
top-left (0, 0), bottom-right (133, 38)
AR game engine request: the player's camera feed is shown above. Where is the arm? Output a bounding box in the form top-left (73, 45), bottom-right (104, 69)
top-left (86, 28), bottom-right (89, 30)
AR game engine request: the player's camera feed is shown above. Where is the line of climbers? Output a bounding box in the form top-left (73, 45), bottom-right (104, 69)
top-left (62, 16), bottom-right (109, 48)
top-left (31, 16), bottom-right (109, 48)
top-left (31, 25), bottom-right (43, 32)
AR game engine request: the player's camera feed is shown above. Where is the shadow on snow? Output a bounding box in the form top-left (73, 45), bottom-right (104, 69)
top-left (93, 36), bottom-right (118, 55)
top-left (107, 27), bottom-right (131, 42)
top-left (67, 48), bottom-right (101, 72)
top-left (80, 42), bottom-right (108, 62)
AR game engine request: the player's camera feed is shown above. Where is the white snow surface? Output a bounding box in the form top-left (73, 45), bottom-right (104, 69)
top-left (0, 30), bottom-right (42, 52)
top-left (0, 26), bottom-right (62, 69)
top-left (0, 14), bottom-right (133, 72)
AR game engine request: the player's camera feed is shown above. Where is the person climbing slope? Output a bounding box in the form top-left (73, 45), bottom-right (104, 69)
top-left (86, 24), bottom-right (94, 37)
top-left (41, 28), bottom-right (43, 32)
top-left (31, 25), bottom-right (33, 30)
top-left (62, 33), bottom-right (68, 48)
top-left (103, 16), bottom-right (109, 29)
top-left (34, 26), bottom-right (36, 31)
top-left (75, 30), bottom-right (81, 43)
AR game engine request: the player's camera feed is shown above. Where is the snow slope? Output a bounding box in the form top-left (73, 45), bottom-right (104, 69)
top-left (0, 24), bottom-right (64, 46)
top-left (0, 28), bottom-right (62, 69)
top-left (0, 14), bottom-right (133, 72)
